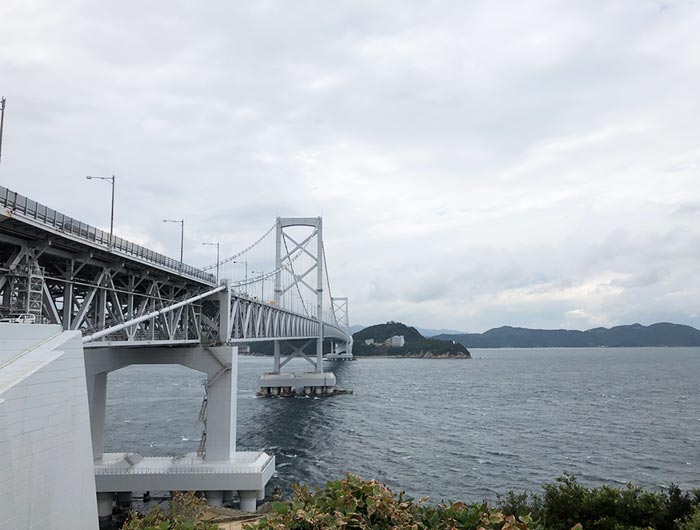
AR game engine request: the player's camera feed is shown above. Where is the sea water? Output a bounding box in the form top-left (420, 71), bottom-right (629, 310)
top-left (105, 347), bottom-right (700, 502)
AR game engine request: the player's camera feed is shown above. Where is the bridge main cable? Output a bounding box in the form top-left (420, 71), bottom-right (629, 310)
top-left (201, 222), bottom-right (276, 271)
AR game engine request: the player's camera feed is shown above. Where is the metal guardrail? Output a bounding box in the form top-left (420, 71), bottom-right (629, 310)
top-left (95, 465), bottom-right (262, 475)
top-left (0, 185), bottom-right (215, 284)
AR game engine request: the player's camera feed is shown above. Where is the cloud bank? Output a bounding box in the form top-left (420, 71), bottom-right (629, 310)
top-left (1, 0), bottom-right (699, 331)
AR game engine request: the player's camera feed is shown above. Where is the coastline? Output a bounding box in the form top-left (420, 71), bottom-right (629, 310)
top-left (352, 354), bottom-right (471, 359)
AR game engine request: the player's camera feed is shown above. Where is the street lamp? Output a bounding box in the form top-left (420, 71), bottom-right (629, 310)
top-left (0, 97), bottom-right (6, 165)
top-left (250, 271), bottom-right (270, 301)
top-left (163, 219), bottom-right (184, 268)
top-left (85, 174), bottom-right (116, 248)
top-left (233, 260), bottom-right (247, 285)
top-left (202, 242), bottom-right (220, 284)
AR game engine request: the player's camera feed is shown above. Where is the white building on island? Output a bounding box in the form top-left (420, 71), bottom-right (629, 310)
top-left (390, 335), bottom-right (405, 348)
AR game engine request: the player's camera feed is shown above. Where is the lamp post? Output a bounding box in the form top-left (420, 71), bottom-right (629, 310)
top-left (86, 174), bottom-right (115, 248)
top-left (262, 277), bottom-right (272, 303)
top-left (163, 219), bottom-right (184, 269)
top-left (0, 97), bottom-right (6, 165)
top-left (250, 271), bottom-right (271, 301)
top-left (233, 260), bottom-right (247, 286)
top-left (202, 242), bottom-right (220, 284)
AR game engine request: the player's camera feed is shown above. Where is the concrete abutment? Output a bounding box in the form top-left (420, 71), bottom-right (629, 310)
top-left (86, 344), bottom-right (274, 517)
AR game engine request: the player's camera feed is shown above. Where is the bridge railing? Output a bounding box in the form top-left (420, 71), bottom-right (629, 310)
top-left (0, 185), bottom-right (215, 284)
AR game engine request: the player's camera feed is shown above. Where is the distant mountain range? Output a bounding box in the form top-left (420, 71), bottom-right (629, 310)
top-left (435, 323), bottom-right (700, 348)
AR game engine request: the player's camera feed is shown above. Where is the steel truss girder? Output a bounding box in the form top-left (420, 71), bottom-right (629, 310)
top-left (227, 294), bottom-right (321, 341)
top-left (0, 233), bottom-right (214, 345)
top-left (1, 207), bottom-right (351, 350)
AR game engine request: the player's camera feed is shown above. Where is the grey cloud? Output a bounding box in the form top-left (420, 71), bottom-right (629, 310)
top-left (2, 0), bottom-right (699, 330)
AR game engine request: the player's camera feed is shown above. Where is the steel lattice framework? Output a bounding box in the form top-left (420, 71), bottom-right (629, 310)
top-left (0, 185), bottom-right (351, 352)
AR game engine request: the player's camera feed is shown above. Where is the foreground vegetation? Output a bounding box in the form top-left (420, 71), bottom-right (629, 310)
top-left (122, 474), bottom-right (700, 530)
top-left (247, 474), bottom-right (700, 530)
top-left (122, 491), bottom-right (218, 530)
top-left (497, 474), bottom-right (700, 530)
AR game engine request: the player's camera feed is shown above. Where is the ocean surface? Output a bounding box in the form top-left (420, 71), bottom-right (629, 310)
top-left (105, 348), bottom-right (700, 502)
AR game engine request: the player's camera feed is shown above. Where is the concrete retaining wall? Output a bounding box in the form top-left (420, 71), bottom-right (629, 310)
top-left (0, 324), bottom-right (98, 530)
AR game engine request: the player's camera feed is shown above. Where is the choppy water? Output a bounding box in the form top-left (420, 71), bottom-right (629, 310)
top-left (105, 348), bottom-right (700, 501)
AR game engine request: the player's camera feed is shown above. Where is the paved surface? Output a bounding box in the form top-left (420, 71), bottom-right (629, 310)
top-left (199, 506), bottom-right (263, 529)
top-left (217, 520), bottom-right (262, 530)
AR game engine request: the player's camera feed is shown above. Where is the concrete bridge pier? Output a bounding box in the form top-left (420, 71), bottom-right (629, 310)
top-left (259, 339), bottom-right (337, 396)
top-left (273, 340), bottom-right (281, 373)
top-left (96, 492), bottom-right (114, 521)
top-left (205, 490), bottom-right (224, 507)
top-left (85, 345), bottom-right (275, 514)
top-left (325, 339), bottom-right (354, 361)
top-left (85, 345), bottom-right (238, 462)
top-left (88, 372), bottom-right (108, 458)
top-left (116, 491), bottom-right (133, 509)
top-left (223, 490), bottom-right (234, 505)
top-left (238, 490), bottom-right (258, 512)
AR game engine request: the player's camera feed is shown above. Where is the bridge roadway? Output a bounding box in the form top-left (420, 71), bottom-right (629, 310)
top-left (0, 185), bottom-right (352, 519)
top-left (0, 185), bottom-right (350, 347)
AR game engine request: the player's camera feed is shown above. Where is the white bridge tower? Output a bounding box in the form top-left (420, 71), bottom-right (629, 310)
top-left (258, 217), bottom-right (346, 395)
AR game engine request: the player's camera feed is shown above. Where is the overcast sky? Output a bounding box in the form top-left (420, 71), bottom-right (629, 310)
top-left (1, 1), bottom-right (699, 332)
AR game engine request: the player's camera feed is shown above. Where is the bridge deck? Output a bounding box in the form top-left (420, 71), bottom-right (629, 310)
top-left (0, 185), bottom-right (215, 285)
top-left (0, 185), bottom-right (350, 345)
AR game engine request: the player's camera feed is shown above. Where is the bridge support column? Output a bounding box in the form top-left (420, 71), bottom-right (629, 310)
top-left (205, 490), bottom-right (224, 507)
top-left (223, 491), bottom-right (234, 505)
top-left (116, 491), bottom-right (133, 509)
top-left (259, 339), bottom-right (338, 396)
top-left (96, 492), bottom-right (114, 520)
top-left (316, 337), bottom-right (323, 373)
top-left (87, 372), bottom-right (107, 459)
top-left (238, 490), bottom-right (258, 512)
top-left (84, 345), bottom-right (238, 461)
top-left (218, 287), bottom-right (231, 343)
top-left (205, 346), bottom-right (237, 460)
top-left (273, 340), bottom-right (280, 374)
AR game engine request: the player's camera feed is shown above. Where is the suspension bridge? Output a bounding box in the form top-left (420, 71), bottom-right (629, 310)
top-left (0, 184), bottom-right (353, 520)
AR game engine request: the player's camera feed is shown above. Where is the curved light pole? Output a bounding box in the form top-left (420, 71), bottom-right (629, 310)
top-left (233, 260), bottom-right (247, 285)
top-left (86, 174), bottom-right (115, 248)
top-left (202, 242), bottom-right (220, 283)
top-left (163, 219), bottom-right (184, 270)
top-left (250, 271), bottom-right (271, 301)
top-left (0, 97), bottom-right (6, 165)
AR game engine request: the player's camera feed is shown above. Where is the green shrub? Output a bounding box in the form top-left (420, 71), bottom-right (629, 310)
top-left (121, 491), bottom-right (218, 530)
top-left (245, 473), bottom-right (548, 530)
top-left (497, 475), bottom-right (700, 530)
top-left (677, 507), bottom-right (700, 530)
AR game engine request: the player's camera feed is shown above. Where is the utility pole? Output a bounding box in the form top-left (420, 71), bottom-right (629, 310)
top-left (0, 97), bottom-right (6, 165)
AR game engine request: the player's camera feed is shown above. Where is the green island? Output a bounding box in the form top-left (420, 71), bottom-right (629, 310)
top-left (352, 321), bottom-right (471, 359)
top-left (123, 474), bottom-right (700, 530)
